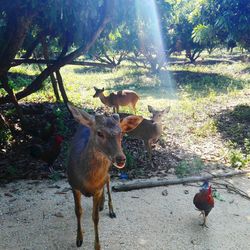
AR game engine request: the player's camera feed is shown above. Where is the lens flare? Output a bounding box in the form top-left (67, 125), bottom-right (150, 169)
top-left (135, 0), bottom-right (177, 100)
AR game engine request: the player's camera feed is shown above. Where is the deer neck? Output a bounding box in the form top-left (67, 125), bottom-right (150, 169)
top-left (152, 117), bottom-right (161, 124)
top-left (80, 137), bottom-right (111, 173)
top-left (99, 92), bottom-right (112, 107)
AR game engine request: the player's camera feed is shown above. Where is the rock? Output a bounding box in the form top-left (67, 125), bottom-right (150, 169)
top-left (162, 189), bottom-right (168, 196)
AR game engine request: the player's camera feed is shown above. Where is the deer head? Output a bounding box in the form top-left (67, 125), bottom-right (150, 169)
top-left (93, 86), bottom-right (105, 98)
top-left (68, 103), bottom-right (143, 169)
top-left (148, 105), bottom-right (170, 122)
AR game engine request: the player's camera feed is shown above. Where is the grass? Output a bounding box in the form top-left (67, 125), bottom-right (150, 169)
top-left (2, 50), bottom-right (250, 169)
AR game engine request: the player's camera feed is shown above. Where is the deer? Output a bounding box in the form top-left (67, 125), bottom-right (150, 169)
top-left (67, 103), bottom-right (143, 250)
top-left (120, 105), bottom-right (170, 160)
top-left (93, 86), bottom-right (139, 113)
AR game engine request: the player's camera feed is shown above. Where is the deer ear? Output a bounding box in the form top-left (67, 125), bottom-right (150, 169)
top-left (164, 106), bottom-right (171, 114)
top-left (162, 106), bottom-right (170, 114)
top-left (94, 86), bottom-right (97, 91)
top-left (67, 103), bottom-right (94, 127)
top-left (120, 115), bottom-right (143, 133)
top-left (148, 105), bottom-right (155, 113)
top-left (101, 87), bottom-right (104, 91)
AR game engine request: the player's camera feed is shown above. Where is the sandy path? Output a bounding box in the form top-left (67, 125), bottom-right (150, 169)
top-left (0, 176), bottom-right (250, 250)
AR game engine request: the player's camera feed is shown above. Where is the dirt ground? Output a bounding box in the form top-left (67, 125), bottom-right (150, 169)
top-left (0, 175), bottom-right (250, 250)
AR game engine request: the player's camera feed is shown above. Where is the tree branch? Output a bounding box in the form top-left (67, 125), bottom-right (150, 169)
top-left (0, 0), bottom-right (114, 104)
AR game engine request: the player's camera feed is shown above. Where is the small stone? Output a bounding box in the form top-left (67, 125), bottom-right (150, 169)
top-left (54, 212), bottom-right (64, 218)
top-left (162, 189), bottom-right (168, 196)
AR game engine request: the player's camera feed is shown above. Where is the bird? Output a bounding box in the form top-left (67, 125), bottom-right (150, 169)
top-left (38, 122), bottom-right (56, 142)
top-left (193, 180), bottom-right (214, 227)
top-left (30, 135), bottom-right (64, 172)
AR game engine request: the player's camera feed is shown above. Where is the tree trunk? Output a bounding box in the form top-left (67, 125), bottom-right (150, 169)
top-left (112, 169), bottom-right (250, 192)
top-left (55, 70), bottom-right (68, 104)
top-left (12, 58), bottom-right (114, 68)
top-left (41, 38), bottom-right (60, 101)
top-left (0, 9), bottom-right (35, 77)
top-left (0, 0), bottom-right (113, 105)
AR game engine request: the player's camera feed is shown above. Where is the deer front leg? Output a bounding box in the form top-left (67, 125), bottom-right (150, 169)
top-left (93, 191), bottom-right (102, 250)
top-left (73, 189), bottom-right (84, 247)
top-left (106, 175), bottom-right (116, 218)
top-left (144, 139), bottom-right (152, 160)
top-left (99, 188), bottom-right (105, 211)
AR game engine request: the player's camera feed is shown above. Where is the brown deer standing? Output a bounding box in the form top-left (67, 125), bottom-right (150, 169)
top-left (93, 86), bottom-right (139, 113)
top-left (121, 105), bottom-right (170, 160)
top-left (67, 103), bottom-right (143, 250)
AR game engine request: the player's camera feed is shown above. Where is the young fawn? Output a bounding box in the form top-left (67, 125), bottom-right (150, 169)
top-left (67, 103), bottom-right (143, 250)
top-left (121, 105), bottom-right (170, 160)
top-left (93, 86), bottom-right (139, 113)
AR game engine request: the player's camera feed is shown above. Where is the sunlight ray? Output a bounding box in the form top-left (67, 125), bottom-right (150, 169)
top-left (135, 0), bottom-right (177, 100)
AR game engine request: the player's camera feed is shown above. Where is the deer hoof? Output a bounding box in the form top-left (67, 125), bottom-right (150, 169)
top-left (76, 239), bottom-right (83, 247)
top-left (95, 242), bottom-right (101, 250)
top-left (109, 211), bottom-right (116, 218)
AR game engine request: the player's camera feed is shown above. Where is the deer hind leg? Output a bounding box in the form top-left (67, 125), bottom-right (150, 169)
top-left (93, 191), bottom-right (103, 250)
top-left (116, 105), bottom-right (119, 113)
top-left (106, 175), bottom-right (116, 218)
top-left (113, 105), bottom-right (119, 113)
top-left (131, 103), bottom-right (137, 114)
top-left (99, 188), bottom-right (105, 211)
top-left (73, 189), bottom-right (84, 247)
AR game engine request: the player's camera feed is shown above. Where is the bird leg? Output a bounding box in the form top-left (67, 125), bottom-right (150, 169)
top-left (199, 211), bottom-right (204, 217)
top-left (200, 215), bottom-right (209, 228)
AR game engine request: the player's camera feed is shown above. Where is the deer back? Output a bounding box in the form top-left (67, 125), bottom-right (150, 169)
top-left (109, 90), bottom-right (139, 106)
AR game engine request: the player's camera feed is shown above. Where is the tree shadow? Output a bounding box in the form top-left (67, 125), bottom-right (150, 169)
top-left (241, 66), bottom-right (250, 74)
top-left (215, 104), bottom-right (250, 152)
top-left (195, 59), bottom-right (234, 65)
top-left (0, 101), bottom-right (239, 182)
top-left (170, 70), bottom-right (244, 93)
top-left (106, 69), bottom-right (244, 100)
top-left (73, 66), bottom-right (113, 74)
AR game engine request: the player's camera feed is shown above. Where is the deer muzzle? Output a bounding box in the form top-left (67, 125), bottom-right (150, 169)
top-left (112, 155), bottom-right (126, 169)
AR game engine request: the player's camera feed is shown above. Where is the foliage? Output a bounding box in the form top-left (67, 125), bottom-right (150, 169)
top-left (229, 149), bottom-right (250, 169)
top-left (175, 158), bottom-right (205, 177)
top-left (0, 127), bottom-right (12, 145)
top-left (214, 0), bottom-right (250, 50)
top-left (124, 150), bottom-right (136, 169)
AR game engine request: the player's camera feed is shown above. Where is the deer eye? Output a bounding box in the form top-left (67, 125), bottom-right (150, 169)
top-left (97, 131), bottom-right (105, 138)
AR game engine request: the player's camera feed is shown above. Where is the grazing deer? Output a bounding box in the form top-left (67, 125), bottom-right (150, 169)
top-left (93, 86), bottom-right (139, 113)
top-left (67, 103), bottom-right (143, 250)
top-left (121, 105), bottom-right (170, 160)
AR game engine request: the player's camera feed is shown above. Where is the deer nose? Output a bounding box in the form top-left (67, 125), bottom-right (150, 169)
top-left (113, 155), bottom-right (126, 169)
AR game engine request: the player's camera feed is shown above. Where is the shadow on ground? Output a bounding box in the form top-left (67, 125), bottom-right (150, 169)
top-left (106, 68), bottom-right (244, 101)
top-left (215, 104), bottom-right (250, 153)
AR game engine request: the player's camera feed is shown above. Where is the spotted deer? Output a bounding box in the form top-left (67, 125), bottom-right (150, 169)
top-left (67, 103), bottom-right (143, 250)
top-left (121, 105), bottom-right (170, 159)
top-left (93, 86), bottom-right (139, 113)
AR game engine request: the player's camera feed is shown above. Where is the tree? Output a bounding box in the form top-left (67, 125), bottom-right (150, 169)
top-left (0, 0), bottom-right (114, 113)
top-left (171, 0), bottom-right (204, 62)
top-left (214, 0), bottom-right (250, 51)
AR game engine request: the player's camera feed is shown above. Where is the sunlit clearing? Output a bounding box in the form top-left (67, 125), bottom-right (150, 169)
top-left (135, 0), bottom-right (177, 100)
